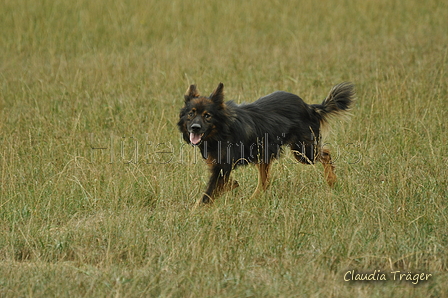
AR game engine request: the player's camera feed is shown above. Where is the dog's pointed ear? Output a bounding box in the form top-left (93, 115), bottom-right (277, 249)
top-left (184, 84), bottom-right (200, 102)
top-left (210, 82), bottom-right (224, 105)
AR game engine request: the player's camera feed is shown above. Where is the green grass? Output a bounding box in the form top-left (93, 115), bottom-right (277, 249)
top-left (1, 0), bottom-right (447, 297)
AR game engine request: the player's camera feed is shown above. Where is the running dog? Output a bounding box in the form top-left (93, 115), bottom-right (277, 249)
top-left (177, 82), bottom-right (355, 203)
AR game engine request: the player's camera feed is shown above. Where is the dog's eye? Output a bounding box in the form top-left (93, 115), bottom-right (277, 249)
top-left (204, 113), bottom-right (211, 120)
top-left (188, 111), bottom-right (194, 117)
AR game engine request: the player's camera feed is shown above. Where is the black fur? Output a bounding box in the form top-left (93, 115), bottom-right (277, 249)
top-left (177, 82), bottom-right (355, 203)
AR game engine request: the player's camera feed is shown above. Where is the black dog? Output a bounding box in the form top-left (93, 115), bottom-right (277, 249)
top-left (178, 82), bottom-right (355, 203)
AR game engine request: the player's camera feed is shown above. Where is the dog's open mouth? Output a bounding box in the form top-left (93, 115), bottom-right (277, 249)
top-left (189, 133), bottom-right (204, 145)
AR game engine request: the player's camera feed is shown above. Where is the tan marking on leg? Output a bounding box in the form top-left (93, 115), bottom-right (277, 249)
top-left (251, 162), bottom-right (271, 199)
top-left (320, 148), bottom-right (337, 187)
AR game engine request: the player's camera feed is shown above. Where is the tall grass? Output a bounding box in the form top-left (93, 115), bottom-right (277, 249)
top-left (1, 0), bottom-right (447, 297)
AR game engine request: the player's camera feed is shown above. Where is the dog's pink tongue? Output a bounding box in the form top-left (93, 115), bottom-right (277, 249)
top-left (190, 133), bottom-right (202, 145)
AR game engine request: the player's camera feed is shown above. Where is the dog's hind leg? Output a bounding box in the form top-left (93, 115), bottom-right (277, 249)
top-left (251, 162), bottom-right (271, 199)
top-left (319, 148), bottom-right (337, 187)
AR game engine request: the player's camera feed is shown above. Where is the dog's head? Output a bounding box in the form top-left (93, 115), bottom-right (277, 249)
top-left (177, 83), bottom-right (226, 145)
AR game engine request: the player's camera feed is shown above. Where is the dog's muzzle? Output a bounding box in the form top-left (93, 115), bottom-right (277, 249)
top-left (189, 123), bottom-right (204, 145)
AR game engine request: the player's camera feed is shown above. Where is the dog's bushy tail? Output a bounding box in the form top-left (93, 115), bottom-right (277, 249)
top-left (311, 82), bottom-right (356, 126)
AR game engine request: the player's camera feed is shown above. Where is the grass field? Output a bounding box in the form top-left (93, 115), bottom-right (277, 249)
top-left (1, 0), bottom-right (447, 297)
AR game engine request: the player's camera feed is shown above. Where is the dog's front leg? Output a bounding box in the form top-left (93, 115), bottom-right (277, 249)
top-left (202, 164), bottom-right (238, 203)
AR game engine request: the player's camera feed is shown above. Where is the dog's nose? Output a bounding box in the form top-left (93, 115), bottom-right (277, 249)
top-left (191, 123), bottom-right (201, 132)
